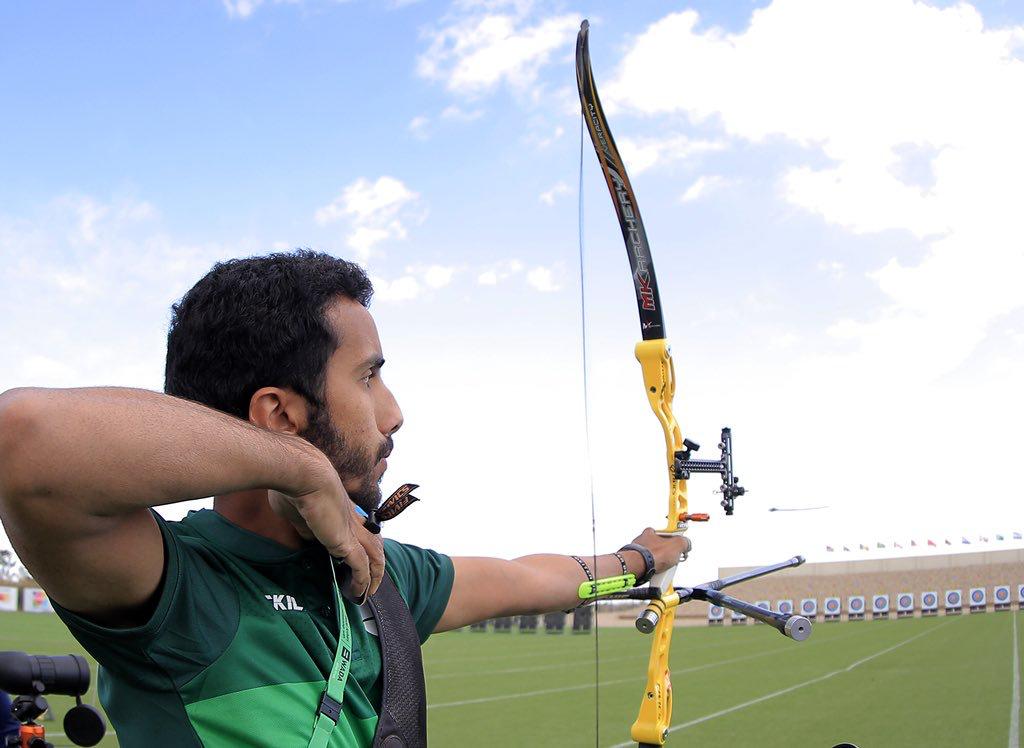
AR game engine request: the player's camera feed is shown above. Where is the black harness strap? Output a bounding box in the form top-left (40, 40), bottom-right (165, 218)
top-left (367, 573), bottom-right (427, 748)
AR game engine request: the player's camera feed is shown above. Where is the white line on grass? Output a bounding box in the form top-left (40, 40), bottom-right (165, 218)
top-left (429, 653), bottom-right (639, 680)
top-left (607, 619), bottom-right (955, 748)
top-left (1010, 612), bottom-right (1020, 748)
top-left (430, 639), bottom-right (823, 709)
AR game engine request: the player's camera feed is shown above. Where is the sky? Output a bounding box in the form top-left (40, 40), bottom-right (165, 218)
top-left (1, 0), bottom-right (1023, 585)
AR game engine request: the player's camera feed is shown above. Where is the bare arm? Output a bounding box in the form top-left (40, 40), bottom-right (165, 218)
top-left (435, 530), bottom-right (689, 632)
top-left (0, 387), bottom-right (372, 624)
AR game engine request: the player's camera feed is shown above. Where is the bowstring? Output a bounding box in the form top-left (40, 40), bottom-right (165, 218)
top-left (578, 106), bottom-right (601, 747)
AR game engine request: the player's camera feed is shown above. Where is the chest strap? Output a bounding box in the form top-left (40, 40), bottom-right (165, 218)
top-left (309, 566), bottom-right (427, 748)
top-left (367, 573), bottom-right (427, 748)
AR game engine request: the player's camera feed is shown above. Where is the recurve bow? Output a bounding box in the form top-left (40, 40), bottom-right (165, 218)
top-left (574, 20), bottom-right (811, 747)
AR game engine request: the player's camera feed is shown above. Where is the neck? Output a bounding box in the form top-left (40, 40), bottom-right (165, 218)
top-left (214, 490), bottom-right (306, 550)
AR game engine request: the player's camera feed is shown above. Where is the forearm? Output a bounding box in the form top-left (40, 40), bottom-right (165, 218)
top-left (506, 549), bottom-right (646, 614)
top-left (0, 387), bottom-right (325, 518)
top-left (440, 548), bottom-right (649, 631)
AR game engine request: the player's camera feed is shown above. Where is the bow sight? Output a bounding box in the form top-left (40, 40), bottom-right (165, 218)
top-left (674, 427), bottom-right (745, 515)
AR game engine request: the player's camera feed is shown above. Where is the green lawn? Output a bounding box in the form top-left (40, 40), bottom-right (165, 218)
top-left (1, 610), bottom-right (1019, 747)
top-left (423, 612), bottom-right (1023, 747)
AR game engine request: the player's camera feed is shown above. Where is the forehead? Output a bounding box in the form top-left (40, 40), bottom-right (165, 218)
top-left (323, 296), bottom-right (381, 365)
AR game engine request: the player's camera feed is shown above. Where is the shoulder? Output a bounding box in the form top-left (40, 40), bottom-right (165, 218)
top-left (381, 538), bottom-right (454, 641)
top-left (383, 538), bottom-right (453, 594)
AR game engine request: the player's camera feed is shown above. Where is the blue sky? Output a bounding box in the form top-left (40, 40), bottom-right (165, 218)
top-left (2, 0), bottom-right (1023, 583)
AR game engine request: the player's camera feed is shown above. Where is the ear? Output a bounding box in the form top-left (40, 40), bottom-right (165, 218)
top-left (249, 387), bottom-right (309, 434)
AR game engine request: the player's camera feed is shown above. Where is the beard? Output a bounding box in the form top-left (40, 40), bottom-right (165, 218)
top-left (300, 404), bottom-right (390, 512)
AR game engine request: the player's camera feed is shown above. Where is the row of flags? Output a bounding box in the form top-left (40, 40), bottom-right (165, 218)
top-left (825, 532), bottom-right (1022, 552)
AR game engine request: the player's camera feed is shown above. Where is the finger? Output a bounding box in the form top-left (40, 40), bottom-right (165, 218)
top-left (353, 523), bottom-right (385, 595)
top-left (365, 535), bottom-right (385, 595)
top-left (337, 542), bottom-right (371, 601)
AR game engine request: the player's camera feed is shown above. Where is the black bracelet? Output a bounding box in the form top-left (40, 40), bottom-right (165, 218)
top-left (618, 543), bottom-right (656, 585)
top-left (566, 555), bottom-right (596, 612)
top-left (569, 555), bottom-right (595, 582)
top-left (612, 552), bottom-right (628, 576)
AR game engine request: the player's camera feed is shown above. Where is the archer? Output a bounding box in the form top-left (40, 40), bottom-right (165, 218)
top-left (0, 250), bottom-right (687, 747)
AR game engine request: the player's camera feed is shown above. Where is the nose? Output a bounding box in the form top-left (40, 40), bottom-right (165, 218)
top-left (381, 384), bottom-right (403, 437)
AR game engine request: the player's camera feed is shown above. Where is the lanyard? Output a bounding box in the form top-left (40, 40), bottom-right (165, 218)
top-left (307, 557), bottom-right (353, 748)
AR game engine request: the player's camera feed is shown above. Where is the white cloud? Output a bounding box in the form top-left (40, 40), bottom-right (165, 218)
top-left (605, 1), bottom-right (1024, 379)
top-left (222, 0), bottom-right (264, 19)
top-left (370, 274), bottom-right (421, 302)
top-left (680, 175), bottom-right (727, 203)
top-left (415, 264), bottom-right (457, 289)
top-left (369, 265), bottom-right (457, 303)
top-left (526, 265), bottom-right (560, 292)
top-left (347, 225), bottom-right (404, 257)
top-left (409, 108), bottom-right (484, 141)
top-left (408, 115), bottom-right (430, 140)
top-left (476, 259), bottom-right (524, 286)
top-left (618, 135), bottom-right (726, 175)
top-left (440, 105), bottom-right (484, 122)
top-left (816, 260), bottom-right (845, 280)
top-left (317, 176), bottom-right (417, 225)
top-left (417, 5), bottom-right (579, 95)
top-left (222, 0), bottom-right (352, 20)
top-left (539, 181), bottom-right (569, 206)
top-left (0, 194), bottom-right (233, 394)
top-left (315, 176), bottom-right (422, 260)
top-left (768, 331), bottom-right (800, 350)
top-left (534, 124), bottom-right (564, 148)
top-left (574, 1), bottom-right (1024, 539)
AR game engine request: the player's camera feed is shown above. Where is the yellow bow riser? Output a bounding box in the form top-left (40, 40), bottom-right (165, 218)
top-left (632, 339), bottom-right (688, 745)
top-left (631, 589), bottom-right (680, 745)
top-left (635, 339), bottom-right (687, 531)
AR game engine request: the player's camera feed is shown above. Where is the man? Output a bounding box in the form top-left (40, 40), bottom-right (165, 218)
top-left (0, 251), bottom-right (687, 746)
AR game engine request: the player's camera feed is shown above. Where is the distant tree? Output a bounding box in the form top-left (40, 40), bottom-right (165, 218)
top-left (0, 549), bottom-right (27, 582)
top-left (0, 550), bottom-right (16, 581)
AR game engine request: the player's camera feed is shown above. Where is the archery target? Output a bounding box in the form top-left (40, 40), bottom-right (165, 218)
top-left (921, 591), bottom-right (938, 610)
top-left (872, 594), bottom-right (889, 613)
top-left (730, 608), bottom-right (747, 620)
top-left (755, 600), bottom-right (771, 611)
top-left (708, 605), bottom-right (724, 621)
top-left (21, 587), bottom-right (52, 613)
top-left (848, 596), bottom-right (865, 613)
top-left (1019, 585), bottom-right (1024, 604)
top-left (995, 586), bottom-right (1011, 604)
top-left (970, 587), bottom-right (986, 606)
top-left (897, 593), bottom-right (914, 612)
top-left (800, 598), bottom-right (817, 615)
top-left (777, 600), bottom-right (793, 614)
top-left (945, 590), bottom-right (962, 608)
top-left (824, 597), bottom-right (841, 614)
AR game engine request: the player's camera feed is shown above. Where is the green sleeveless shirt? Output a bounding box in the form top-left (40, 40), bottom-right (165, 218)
top-left (52, 509), bottom-right (454, 747)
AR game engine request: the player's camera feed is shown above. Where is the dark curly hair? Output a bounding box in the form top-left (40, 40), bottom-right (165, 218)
top-left (164, 250), bottom-right (374, 419)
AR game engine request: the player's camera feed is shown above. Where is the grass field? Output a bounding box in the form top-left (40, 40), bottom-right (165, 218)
top-left (1, 610), bottom-right (1020, 746)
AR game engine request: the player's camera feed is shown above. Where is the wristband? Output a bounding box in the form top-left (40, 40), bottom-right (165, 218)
top-left (618, 543), bottom-right (656, 585)
top-left (612, 551), bottom-right (629, 576)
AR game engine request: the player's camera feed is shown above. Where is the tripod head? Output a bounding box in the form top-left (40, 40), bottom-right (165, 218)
top-left (0, 653), bottom-right (105, 748)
